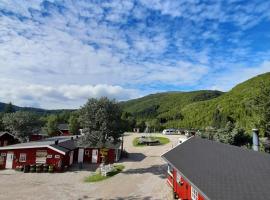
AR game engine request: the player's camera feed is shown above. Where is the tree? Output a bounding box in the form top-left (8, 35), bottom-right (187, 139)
top-left (136, 121), bottom-right (146, 133)
top-left (4, 102), bottom-right (15, 113)
top-left (0, 113), bottom-right (5, 131)
top-left (79, 97), bottom-right (125, 147)
top-left (68, 115), bottom-right (80, 135)
top-left (2, 111), bottom-right (41, 142)
top-left (254, 81), bottom-right (270, 137)
top-left (45, 115), bottom-right (59, 136)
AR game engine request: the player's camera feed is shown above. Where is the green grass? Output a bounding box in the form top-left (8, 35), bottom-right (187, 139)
top-left (132, 136), bottom-right (170, 147)
top-left (84, 164), bottom-right (125, 183)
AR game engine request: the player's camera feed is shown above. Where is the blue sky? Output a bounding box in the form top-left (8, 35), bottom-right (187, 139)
top-left (0, 0), bottom-right (270, 109)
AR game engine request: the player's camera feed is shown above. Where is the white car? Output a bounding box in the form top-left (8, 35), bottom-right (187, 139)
top-left (162, 129), bottom-right (176, 135)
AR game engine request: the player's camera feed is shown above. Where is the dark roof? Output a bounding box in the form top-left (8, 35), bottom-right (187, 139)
top-left (0, 132), bottom-right (15, 138)
top-left (162, 137), bottom-right (270, 200)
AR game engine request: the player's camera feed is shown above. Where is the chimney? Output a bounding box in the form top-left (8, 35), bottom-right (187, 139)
top-left (252, 128), bottom-right (259, 151)
top-left (55, 140), bottom-right (59, 145)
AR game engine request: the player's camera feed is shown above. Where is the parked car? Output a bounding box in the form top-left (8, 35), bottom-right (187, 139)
top-left (162, 129), bottom-right (176, 135)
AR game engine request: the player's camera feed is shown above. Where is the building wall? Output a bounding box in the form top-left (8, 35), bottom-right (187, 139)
top-left (82, 148), bottom-right (116, 164)
top-left (0, 147), bottom-right (71, 171)
top-left (0, 134), bottom-right (18, 147)
top-left (168, 168), bottom-right (204, 200)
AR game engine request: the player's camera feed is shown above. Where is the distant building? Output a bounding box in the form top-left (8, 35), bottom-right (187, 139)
top-left (0, 132), bottom-right (18, 147)
top-left (162, 137), bottom-right (270, 200)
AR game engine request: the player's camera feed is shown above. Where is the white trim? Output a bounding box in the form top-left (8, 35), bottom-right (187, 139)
top-left (167, 179), bottom-right (173, 187)
top-left (0, 132), bottom-right (15, 138)
top-left (0, 145), bottom-right (66, 155)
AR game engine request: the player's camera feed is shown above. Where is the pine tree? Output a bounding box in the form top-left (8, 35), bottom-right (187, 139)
top-left (4, 102), bottom-right (15, 113)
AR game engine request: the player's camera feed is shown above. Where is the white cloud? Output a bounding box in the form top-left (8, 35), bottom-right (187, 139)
top-left (0, 0), bottom-right (269, 108)
top-left (0, 78), bottom-right (140, 109)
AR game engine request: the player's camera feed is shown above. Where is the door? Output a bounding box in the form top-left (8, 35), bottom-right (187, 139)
top-left (5, 152), bottom-right (14, 169)
top-left (69, 151), bottom-right (74, 165)
top-left (78, 149), bottom-right (84, 163)
top-left (92, 149), bottom-right (98, 163)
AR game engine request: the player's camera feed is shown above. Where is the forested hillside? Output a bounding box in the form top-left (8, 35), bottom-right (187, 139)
top-left (121, 72), bottom-right (270, 134)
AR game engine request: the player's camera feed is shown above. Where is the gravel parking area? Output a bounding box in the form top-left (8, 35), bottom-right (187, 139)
top-left (0, 133), bottom-right (182, 200)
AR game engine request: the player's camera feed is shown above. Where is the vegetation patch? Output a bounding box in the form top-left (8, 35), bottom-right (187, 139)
top-left (84, 164), bottom-right (125, 183)
top-left (133, 136), bottom-right (170, 147)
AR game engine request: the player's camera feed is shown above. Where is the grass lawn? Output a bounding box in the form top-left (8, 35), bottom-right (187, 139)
top-left (133, 136), bottom-right (170, 147)
top-left (84, 164), bottom-right (125, 183)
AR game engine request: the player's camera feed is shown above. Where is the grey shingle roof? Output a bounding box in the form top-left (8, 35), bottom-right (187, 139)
top-left (0, 136), bottom-right (77, 154)
top-left (57, 123), bottom-right (69, 130)
top-left (162, 137), bottom-right (270, 200)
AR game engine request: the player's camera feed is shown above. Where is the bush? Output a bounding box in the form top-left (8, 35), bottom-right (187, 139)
top-left (84, 164), bottom-right (125, 183)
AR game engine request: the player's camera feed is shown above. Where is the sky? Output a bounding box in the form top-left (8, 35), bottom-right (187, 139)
top-left (0, 0), bottom-right (270, 109)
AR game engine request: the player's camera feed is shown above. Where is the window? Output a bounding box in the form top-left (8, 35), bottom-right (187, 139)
top-left (177, 172), bottom-right (181, 183)
top-left (19, 153), bottom-right (26, 162)
top-left (55, 155), bottom-right (60, 159)
top-left (191, 186), bottom-right (198, 200)
top-left (167, 165), bottom-right (173, 176)
top-left (85, 150), bottom-right (90, 155)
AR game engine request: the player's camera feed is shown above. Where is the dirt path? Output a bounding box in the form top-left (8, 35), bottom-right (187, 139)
top-left (0, 133), bottom-right (181, 200)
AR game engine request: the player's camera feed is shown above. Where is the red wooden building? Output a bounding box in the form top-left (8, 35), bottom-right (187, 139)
top-left (162, 137), bottom-right (270, 200)
top-left (0, 136), bottom-right (77, 171)
top-left (0, 132), bottom-right (18, 147)
top-left (77, 141), bottom-right (122, 164)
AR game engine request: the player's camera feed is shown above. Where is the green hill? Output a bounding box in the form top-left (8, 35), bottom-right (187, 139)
top-left (121, 90), bottom-right (223, 123)
top-left (121, 72), bottom-right (270, 132)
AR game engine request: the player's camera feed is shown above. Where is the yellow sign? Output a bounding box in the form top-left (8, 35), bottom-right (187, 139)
top-left (100, 148), bottom-right (109, 156)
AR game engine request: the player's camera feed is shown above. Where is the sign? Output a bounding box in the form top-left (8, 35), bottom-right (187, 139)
top-left (36, 150), bottom-right (47, 164)
top-left (100, 148), bottom-right (109, 156)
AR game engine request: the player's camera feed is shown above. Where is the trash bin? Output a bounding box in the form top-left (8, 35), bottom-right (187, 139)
top-left (36, 164), bottom-right (42, 173)
top-left (48, 165), bottom-right (54, 173)
top-left (24, 165), bottom-right (30, 173)
top-left (30, 164), bottom-right (36, 173)
top-left (79, 162), bottom-right (83, 170)
top-left (43, 164), bottom-right (49, 172)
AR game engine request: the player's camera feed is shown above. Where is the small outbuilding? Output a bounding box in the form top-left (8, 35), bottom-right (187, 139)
top-left (77, 141), bottom-right (122, 164)
top-left (0, 136), bottom-right (77, 171)
top-left (0, 132), bottom-right (18, 147)
top-left (162, 137), bottom-right (270, 200)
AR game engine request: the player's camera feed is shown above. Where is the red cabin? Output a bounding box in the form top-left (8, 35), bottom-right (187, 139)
top-left (162, 137), bottom-right (270, 200)
top-left (77, 141), bottom-right (122, 164)
top-left (0, 132), bottom-right (18, 147)
top-left (0, 136), bottom-right (77, 171)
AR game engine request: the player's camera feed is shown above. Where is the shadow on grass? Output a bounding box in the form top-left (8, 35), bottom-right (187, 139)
top-left (122, 164), bottom-right (167, 179)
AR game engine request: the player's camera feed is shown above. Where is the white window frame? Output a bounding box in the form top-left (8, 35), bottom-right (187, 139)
top-left (191, 186), bottom-right (199, 200)
top-left (19, 153), bottom-right (27, 162)
top-left (167, 165), bottom-right (173, 177)
top-left (177, 171), bottom-right (181, 183)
